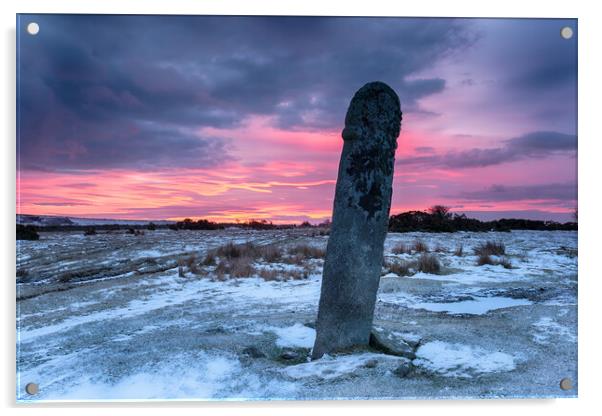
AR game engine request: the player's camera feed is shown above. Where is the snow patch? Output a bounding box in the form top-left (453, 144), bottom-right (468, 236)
top-left (24, 352), bottom-right (296, 401)
top-left (532, 317), bottom-right (577, 344)
top-left (379, 291), bottom-right (532, 315)
top-left (410, 296), bottom-right (532, 315)
top-left (134, 249), bottom-right (166, 258)
top-left (283, 353), bottom-right (402, 381)
top-left (414, 341), bottom-right (517, 378)
top-left (264, 323), bottom-right (316, 349)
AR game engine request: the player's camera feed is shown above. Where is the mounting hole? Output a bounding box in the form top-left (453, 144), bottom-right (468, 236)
top-left (560, 26), bottom-right (573, 40)
top-left (26, 22), bottom-right (40, 35)
top-left (25, 382), bottom-right (39, 395)
top-left (560, 378), bottom-right (572, 390)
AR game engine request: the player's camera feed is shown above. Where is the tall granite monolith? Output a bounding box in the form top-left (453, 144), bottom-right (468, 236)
top-left (312, 81), bottom-right (401, 359)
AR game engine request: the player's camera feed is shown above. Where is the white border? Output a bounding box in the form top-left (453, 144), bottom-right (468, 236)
top-left (2, 1), bottom-right (601, 415)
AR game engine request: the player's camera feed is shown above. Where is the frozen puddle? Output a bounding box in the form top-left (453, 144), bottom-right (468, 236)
top-left (414, 341), bottom-right (517, 378)
top-left (410, 296), bottom-right (532, 315)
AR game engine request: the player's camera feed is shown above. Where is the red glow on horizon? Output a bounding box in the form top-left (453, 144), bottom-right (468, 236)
top-left (17, 120), bottom-right (576, 223)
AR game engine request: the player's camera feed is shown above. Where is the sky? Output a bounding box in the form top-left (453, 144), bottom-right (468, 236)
top-left (16, 15), bottom-right (578, 223)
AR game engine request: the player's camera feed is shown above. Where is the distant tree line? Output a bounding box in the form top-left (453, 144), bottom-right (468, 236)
top-left (168, 218), bottom-right (222, 230)
top-left (16, 206), bottom-right (577, 240)
top-left (168, 218), bottom-right (323, 231)
top-left (16, 224), bottom-right (39, 240)
top-left (388, 205), bottom-right (577, 233)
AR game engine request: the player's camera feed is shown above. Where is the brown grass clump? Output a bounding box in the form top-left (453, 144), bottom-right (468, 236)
top-left (386, 260), bottom-right (413, 276)
top-left (476, 253), bottom-right (513, 269)
top-left (203, 241), bottom-right (321, 281)
top-left (477, 254), bottom-right (495, 266)
top-left (391, 243), bottom-right (411, 255)
top-left (215, 256), bottom-right (256, 279)
top-left (287, 244), bottom-right (326, 259)
top-left (177, 254), bottom-right (201, 275)
top-left (257, 265), bottom-right (311, 281)
top-left (261, 245), bottom-right (283, 263)
top-left (283, 244), bottom-right (325, 265)
top-left (413, 240), bottom-right (429, 253)
top-left (257, 268), bottom-right (279, 281)
top-left (211, 242), bottom-right (282, 262)
top-left (416, 254), bottom-right (441, 274)
top-left (202, 251), bottom-right (216, 266)
top-left (453, 244), bottom-right (464, 257)
top-left (284, 267), bottom-right (310, 280)
top-left (215, 242), bottom-right (260, 259)
top-left (474, 241), bottom-right (505, 256)
top-left (186, 254), bottom-right (200, 274)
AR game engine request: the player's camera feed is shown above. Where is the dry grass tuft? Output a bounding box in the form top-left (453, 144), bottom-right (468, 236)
top-left (284, 267), bottom-right (311, 280)
top-left (177, 254), bottom-right (200, 275)
top-left (202, 251), bottom-right (216, 266)
top-left (474, 241), bottom-right (505, 256)
top-left (257, 265), bottom-right (311, 281)
top-left (215, 256), bottom-right (256, 279)
top-left (453, 244), bottom-right (464, 257)
top-left (261, 245), bottom-right (283, 263)
top-left (202, 241), bottom-right (321, 281)
top-left (214, 242), bottom-right (260, 259)
top-left (186, 254), bottom-right (200, 274)
top-left (476, 253), bottom-right (513, 269)
top-left (413, 240), bottom-right (429, 253)
top-left (287, 244), bottom-right (326, 259)
top-left (417, 253), bottom-right (441, 274)
top-left (391, 243), bottom-right (411, 255)
top-left (477, 254), bottom-right (495, 266)
top-left (386, 260), bottom-right (413, 276)
top-left (257, 268), bottom-right (279, 281)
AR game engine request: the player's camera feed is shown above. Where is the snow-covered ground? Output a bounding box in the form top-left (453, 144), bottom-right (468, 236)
top-left (16, 229), bottom-right (577, 401)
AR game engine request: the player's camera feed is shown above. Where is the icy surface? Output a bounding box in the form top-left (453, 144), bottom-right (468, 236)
top-left (265, 323), bottom-right (316, 349)
top-left (283, 353), bottom-right (403, 381)
top-left (16, 229), bottom-right (578, 400)
top-left (532, 316), bottom-right (577, 344)
top-left (53, 352), bottom-right (297, 400)
top-left (414, 341), bottom-right (517, 378)
top-left (410, 296), bottom-right (533, 315)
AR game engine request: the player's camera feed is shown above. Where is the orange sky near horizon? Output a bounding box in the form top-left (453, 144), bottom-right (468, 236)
top-left (17, 119), bottom-right (576, 224)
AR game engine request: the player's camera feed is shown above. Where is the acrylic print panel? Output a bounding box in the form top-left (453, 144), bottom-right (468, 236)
top-left (16, 14), bottom-right (577, 401)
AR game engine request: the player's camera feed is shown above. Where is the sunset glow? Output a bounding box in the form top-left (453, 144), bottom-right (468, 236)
top-left (17, 16), bottom-right (577, 223)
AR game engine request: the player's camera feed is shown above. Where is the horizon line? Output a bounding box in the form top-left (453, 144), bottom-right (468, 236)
top-left (17, 208), bottom-right (577, 225)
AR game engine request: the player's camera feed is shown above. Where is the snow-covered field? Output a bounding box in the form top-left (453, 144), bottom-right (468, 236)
top-left (16, 229), bottom-right (577, 401)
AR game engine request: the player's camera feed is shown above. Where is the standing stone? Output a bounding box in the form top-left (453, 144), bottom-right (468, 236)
top-left (312, 81), bottom-right (402, 359)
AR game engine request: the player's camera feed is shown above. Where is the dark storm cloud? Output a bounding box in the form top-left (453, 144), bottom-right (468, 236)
top-left (18, 14), bottom-right (476, 170)
top-left (397, 131), bottom-right (576, 169)
top-left (473, 19), bottom-right (577, 132)
top-left (502, 21), bottom-right (577, 92)
top-left (452, 182), bottom-right (577, 203)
